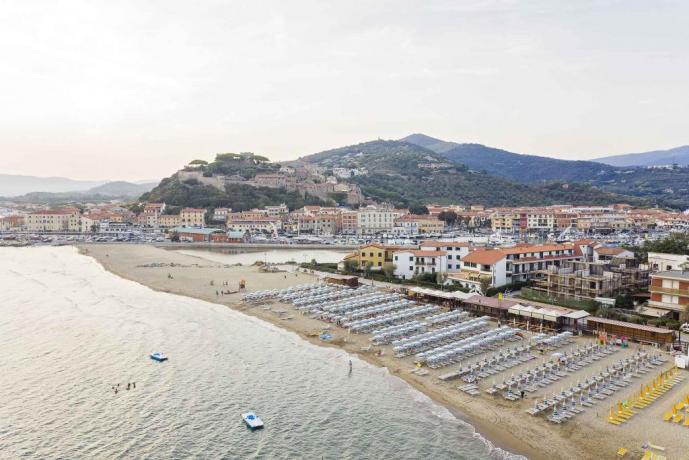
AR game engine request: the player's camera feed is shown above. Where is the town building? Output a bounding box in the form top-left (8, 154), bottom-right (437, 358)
top-left (392, 250), bottom-right (448, 280)
top-left (142, 203), bottom-right (165, 228)
top-left (226, 218), bottom-right (282, 234)
top-left (180, 208), bottom-right (206, 227)
top-left (212, 208), bottom-right (232, 222)
top-left (648, 252), bottom-right (689, 272)
top-left (159, 214), bottom-right (181, 228)
top-left (25, 208), bottom-right (80, 232)
top-left (531, 259), bottom-right (649, 301)
top-left (356, 206), bottom-right (403, 235)
top-left (648, 270), bottom-right (689, 317)
top-left (419, 241), bottom-right (470, 272)
top-left (394, 214), bottom-right (444, 235)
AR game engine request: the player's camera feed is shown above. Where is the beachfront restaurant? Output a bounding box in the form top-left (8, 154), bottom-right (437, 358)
top-left (461, 295), bottom-right (519, 319)
top-left (406, 287), bottom-right (475, 309)
top-left (584, 316), bottom-right (675, 346)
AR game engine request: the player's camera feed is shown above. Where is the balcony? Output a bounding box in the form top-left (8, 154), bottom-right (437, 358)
top-left (650, 286), bottom-right (689, 296)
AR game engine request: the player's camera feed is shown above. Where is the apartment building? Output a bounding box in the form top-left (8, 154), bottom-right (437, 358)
top-left (0, 215), bottom-right (24, 231)
top-left (648, 252), bottom-right (689, 272)
top-left (180, 208), bottom-right (206, 227)
top-left (159, 214), bottom-right (182, 228)
top-left (451, 249), bottom-right (508, 291)
top-left (226, 217), bottom-right (282, 234)
top-left (212, 208), bottom-right (231, 222)
top-left (26, 208), bottom-right (81, 232)
top-left (491, 210), bottom-right (520, 232)
top-left (350, 244), bottom-right (406, 270)
top-left (142, 203), bottom-right (165, 228)
top-left (394, 214), bottom-right (444, 235)
top-left (419, 241), bottom-right (470, 272)
top-left (449, 243), bottom-right (582, 290)
top-left (648, 270), bottom-right (689, 317)
top-left (340, 210), bottom-right (358, 234)
top-left (531, 260), bottom-right (635, 300)
top-left (393, 250), bottom-right (448, 280)
top-left (356, 206), bottom-right (402, 234)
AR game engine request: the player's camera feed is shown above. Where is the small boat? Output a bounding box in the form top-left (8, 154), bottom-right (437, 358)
top-left (150, 352), bottom-right (168, 362)
top-left (241, 411), bottom-right (264, 430)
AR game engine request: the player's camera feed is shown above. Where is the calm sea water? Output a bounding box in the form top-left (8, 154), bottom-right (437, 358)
top-left (176, 247), bottom-right (349, 265)
top-left (0, 247), bottom-right (521, 459)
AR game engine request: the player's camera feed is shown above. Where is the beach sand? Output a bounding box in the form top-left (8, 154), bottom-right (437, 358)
top-left (80, 244), bottom-right (689, 460)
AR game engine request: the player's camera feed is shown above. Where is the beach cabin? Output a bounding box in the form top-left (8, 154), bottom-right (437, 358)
top-left (324, 274), bottom-right (359, 288)
top-left (584, 317), bottom-right (675, 346)
top-left (461, 295), bottom-right (518, 320)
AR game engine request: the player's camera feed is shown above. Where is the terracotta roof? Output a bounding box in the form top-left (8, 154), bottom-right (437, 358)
top-left (461, 249), bottom-right (505, 265)
top-left (594, 247), bottom-right (629, 256)
top-left (463, 295), bottom-right (518, 310)
top-left (500, 244), bottom-right (574, 255)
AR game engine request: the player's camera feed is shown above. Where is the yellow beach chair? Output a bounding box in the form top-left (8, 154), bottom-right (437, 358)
top-left (683, 417), bottom-right (689, 427)
top-left (672, 414), bottom-right (683, 423)
top-left (616, 447), bottom-right (628, 457)
top-left (662, 412), bottom-right (673, 421)
top-left (641, 451), bottom-right (653, 460)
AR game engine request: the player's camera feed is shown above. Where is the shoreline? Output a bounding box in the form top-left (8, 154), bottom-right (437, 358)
top-left (77, 244), bottom-right (688, 460)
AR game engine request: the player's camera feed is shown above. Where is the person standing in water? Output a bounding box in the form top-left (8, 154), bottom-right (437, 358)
top-left (349, 359), bottom-right (352, 374)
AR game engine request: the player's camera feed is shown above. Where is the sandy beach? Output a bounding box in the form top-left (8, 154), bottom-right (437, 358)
top-left (80, 244), bottom-right (689, 460)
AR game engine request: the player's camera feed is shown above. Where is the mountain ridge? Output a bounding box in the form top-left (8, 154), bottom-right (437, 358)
top-left (593, 145), bottom-right (689, 167)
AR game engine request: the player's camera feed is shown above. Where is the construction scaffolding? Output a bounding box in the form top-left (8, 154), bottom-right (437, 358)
top-left (531, 258), bottom-right (648, 301)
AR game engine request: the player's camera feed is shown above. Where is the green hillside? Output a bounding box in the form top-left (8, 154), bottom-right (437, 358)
top-left (402, 134), bottom-right (689, 208)
top-left (299, 140), bottom-right (646, 208)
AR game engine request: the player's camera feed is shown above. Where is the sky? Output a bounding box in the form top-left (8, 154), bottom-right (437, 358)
top-left (1, 0), bottom-right (688, 181)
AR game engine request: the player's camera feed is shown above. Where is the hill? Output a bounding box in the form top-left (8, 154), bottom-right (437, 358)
top-left (86, 181), bottom-right (156, 197)
top-left (594, 145), bottom-right (689, 167)
top-left (298, 140), bottom-right (645, 208)
top-left (0, 174), bottom-right (106, 196)
top-left (402, 134), bottom-right (689, 208)
top-left (399, 134), bottom-right (458, 154)
top-left (140, 153), bottom-right (325, 210)
top-left (438, 143), bottom-right (616, 183)
top-left (4, 181), bottom-right (157, 204)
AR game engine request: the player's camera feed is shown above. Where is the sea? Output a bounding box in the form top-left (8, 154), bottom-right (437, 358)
top-left (0, 246), bottom-right (523, 459)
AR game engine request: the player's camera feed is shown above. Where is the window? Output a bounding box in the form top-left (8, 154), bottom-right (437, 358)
top-left (409, 256), bottom-right (413, 261)
top-left (378, 262), bottom-right (382, 266)
top-left (394, 256), bottom-right (398, 261)
top-left (662, 279), bottom-right (679, 289)
top-left (661, 294), bottom-right (679, 304)
top-left (448, 255), bottom-right (453, 259)
top-left (370, 252), bottom-right (374, 257)
top-left (409, 266), bottom-right (413, 271)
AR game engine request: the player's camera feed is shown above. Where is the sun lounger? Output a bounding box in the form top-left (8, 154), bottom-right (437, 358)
top-left (616, 447), bottom-right (628, 457)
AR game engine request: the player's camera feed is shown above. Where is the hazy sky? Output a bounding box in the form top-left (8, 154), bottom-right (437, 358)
top-left (2, 0), bottom-right (688, 181)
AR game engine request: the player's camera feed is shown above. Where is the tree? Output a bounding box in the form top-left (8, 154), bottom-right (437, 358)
top-left (363, 261), bottom-right (373, 278)
top-left (614, 293), bottom-right (634, 309)
top-left (679, 304), bottom-right (689, 325)
top-left (438, 211), bottom-right (458, 226)
top-left (343, 259), bottom-right (358, 274)
top-left (170, 232), bottom-right (180, 243)
top-left (479, 278), bottom-right (491, 296)
top-left (409, 204), bottom-right (429, 215)
top-left (382, 262), bottom-right (396, 279)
